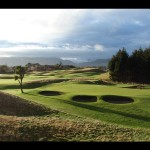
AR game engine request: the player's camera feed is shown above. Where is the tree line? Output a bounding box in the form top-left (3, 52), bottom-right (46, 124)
top-left (108, 47), bottom-right (150, 84)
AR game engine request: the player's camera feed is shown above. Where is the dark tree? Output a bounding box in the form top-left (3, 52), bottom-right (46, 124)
top-left (108, 48), bottom-right (129, 82)
top-left (108, 47), bottom-right (150, 84)
top-left (56, 61), bottom-right (63, 70)
top-left (144, 47), bottom-right (150, 83)
top-left (129, 49), bottom-right (143, 82)
top-left (14, 66), bottom-right (25, 93)
top-left (0, 65), bottom-right (8, 73)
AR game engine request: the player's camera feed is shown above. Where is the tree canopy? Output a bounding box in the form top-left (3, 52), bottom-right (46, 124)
top-left (108, 47), bottom-right (150, 83)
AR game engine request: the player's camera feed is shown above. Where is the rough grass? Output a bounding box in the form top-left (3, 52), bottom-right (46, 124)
top-left (0, 114), bottom-right (150, 141)
top-left (0, 91), bottom-right (57, 116)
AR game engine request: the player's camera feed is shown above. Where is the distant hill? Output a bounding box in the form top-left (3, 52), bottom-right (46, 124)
top-left (0, 57), bottom-right (76, 66)
top-left (77, 59), bottom-right (110, 67)
top-left (0, 57), bottom-right (110, 67)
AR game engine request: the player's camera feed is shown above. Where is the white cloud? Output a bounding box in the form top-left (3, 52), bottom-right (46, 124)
top-left (62, 44), bottom-right (92, 51)
top-left (132, 20), bottom-right (145, 26)
top-left (61, 57), bottom-right (78, 61)
top-left (94, 44), bottom-right (104, 52)
top-left (0, 43), bottom-right (94, 54)
top-left (0, 9), bottom-right (87, 43)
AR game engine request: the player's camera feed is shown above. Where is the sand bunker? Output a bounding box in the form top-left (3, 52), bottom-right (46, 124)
top-left (72, 95), bottom-right (97, 102)
top-left (39, 91), bottom-right (63, 96)
top-left (101, 95), bottom-right (134, 104)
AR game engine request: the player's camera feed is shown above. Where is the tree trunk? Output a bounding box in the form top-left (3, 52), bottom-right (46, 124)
top-left (18, 79), bottom-right (24, 93)
top-left (21, 85), bottom-right (24, 93)
top-left (20, 79), bottom-right (24, 93)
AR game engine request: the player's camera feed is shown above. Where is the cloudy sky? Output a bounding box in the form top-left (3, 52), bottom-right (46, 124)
top-left (0, 9), bottom-right (150, 62)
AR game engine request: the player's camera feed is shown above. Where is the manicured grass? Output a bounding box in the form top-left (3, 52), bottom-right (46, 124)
top-left (0, 68), bottom-right (150, 141)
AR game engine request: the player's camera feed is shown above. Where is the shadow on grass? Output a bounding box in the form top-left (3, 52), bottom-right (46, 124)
top-left (92, 80), bottom-right (115, 86)
top-left (122, 85), bottom-right (150, 89)
top-left (60, 99), bottom-right (150, 123)
top-left (83, 71), bottom-right (106, 76)
top-left (24, 90), bottom-right (64, 98)
top-left (0, 79), bottom-right (69, 90)
top-left (68, 69), bottom-right (105, 75)
top-left (23, 92), bottom-right (40, 97)
top-left (75, 80), bottom-right (115, 86)
top-left (0, 76), bottom-right (14, 79)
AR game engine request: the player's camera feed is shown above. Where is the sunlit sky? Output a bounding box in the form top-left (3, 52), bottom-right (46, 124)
top-left (0, 9), bottom-right (150, 62)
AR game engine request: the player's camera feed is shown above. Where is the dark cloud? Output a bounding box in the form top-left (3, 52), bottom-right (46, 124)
top-left (59, 9), bottom-right (150, 55)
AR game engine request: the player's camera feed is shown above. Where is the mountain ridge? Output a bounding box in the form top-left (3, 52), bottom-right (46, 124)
top-left (0, 57), bottom-right (110, 67)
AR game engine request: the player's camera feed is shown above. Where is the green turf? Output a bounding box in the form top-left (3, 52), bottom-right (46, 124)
top-left (0, 68), bottom-right (150, 141)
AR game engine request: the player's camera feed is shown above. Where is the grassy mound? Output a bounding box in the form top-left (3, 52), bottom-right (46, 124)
top-left (72, 95), bottom-right (97, 102)
top-left (0, 92), bottom-right (56, 116)
top-left (39, 91), bottom-right (63, 96)
top-left (101, 95), bottom-right (134, 104)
